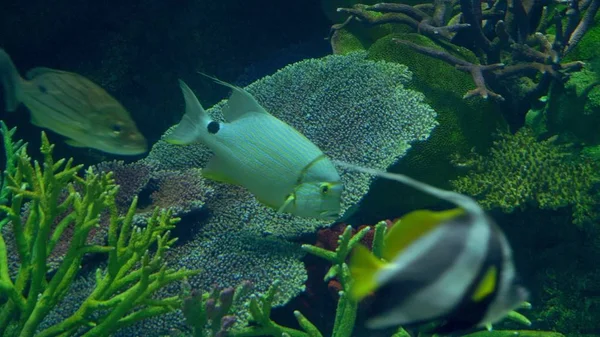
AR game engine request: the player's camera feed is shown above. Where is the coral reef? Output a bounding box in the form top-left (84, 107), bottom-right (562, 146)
top-left (146, 51), bottom-right (438, 237)
top-left (0, 122), bottom-right (26, 230)
top-left (146, 168), bottom-right (213, 218)
top-left (107, 51), bottom-right (438, 336)
top-left (332, 0), bottom-right (593, 106)
top-left (497, 209), bottom-right (600, 337)
top-left (355, 33), bottom-right (507, 216)
top-left (175, 222), bottom-right (548, 337)
top-left (0, 129), bottom-right (197, 336)
top-left (451, 128), bottom-right (599, 225)
top-left (93, 159), bottom-right (153, 210)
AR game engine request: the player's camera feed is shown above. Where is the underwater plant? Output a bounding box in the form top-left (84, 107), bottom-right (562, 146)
top-left (0, 126), bottom-right (197, 336)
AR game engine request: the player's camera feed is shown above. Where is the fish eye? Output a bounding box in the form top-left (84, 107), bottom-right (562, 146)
top-left (320, 183), bottom-right (330, 194)
top-left (111, 124), bottom-right (123, 134)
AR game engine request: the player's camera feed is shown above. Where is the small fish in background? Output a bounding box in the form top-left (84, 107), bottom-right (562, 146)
top-left (166, 75), bottom-right (343, 220)
top-left (339, 162), bottom-right (528, 334)
top-left (0, 48), bottom-right (147, 155)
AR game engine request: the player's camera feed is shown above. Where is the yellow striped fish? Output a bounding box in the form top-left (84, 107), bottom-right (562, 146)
top-left (0, 49), bottom-right (147, 155)
top-left (166, 76), bottom-right (343, 220)
top-left (338, 163), bottom-right (528, 333)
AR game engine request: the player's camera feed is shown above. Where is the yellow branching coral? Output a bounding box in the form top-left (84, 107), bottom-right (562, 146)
top-left (0, 130), bottom-right (198, 337)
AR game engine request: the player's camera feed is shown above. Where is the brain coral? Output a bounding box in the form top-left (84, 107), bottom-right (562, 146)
top-left (68, 52), bottom-right (437, 336)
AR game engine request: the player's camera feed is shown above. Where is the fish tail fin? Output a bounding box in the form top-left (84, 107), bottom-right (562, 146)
top-left (0, 49), bottom-right (23, 112)
top-left (349, 244), bottom-right (385, 301)
top-left (165, 80), bottom-right (211, 145)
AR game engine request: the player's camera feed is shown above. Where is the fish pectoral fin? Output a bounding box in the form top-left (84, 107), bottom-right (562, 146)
top-left (471, 266), bottom-right (498, 302)
top-left (65, 139), bottom-right (86, 148)
top-left (277, 193), bottom-right (295, 214)
top-left (349, 244), bottom-right (385, 301)
top-left (382, 208), bottom-right (465, 261)
top-left (202, 157), bottom-right (239, 185)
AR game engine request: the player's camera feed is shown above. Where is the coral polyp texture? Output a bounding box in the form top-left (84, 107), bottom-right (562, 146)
top-left (451, 128), bottom-right (599, 225)
top-left (146, 168), bottom-right (214, 217)
top-left (93, 159), bottom-right (153, 210)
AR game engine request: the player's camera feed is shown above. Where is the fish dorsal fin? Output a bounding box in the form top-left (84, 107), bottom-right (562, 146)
top-left (471, 265), bottom-right (498, 302)
top-left (199, 72), bottom-right (268, 121)
top-left (350, 244), bottom-right (386, 301)
top-left (202, 156), bottom-right (240, 185)
top-left (382, 208), bottom-right (465, 262)
top-left (25, 67), bottom-right (65, 80)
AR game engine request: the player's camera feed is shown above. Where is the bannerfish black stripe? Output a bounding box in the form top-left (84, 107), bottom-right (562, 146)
top-left (366, 213), bottom-right (493, 329)
top-left (433, 217), bottom-right (505, 333)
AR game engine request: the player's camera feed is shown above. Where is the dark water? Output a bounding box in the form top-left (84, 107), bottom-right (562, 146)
top-left (0, 1), bottom-right (599, 337)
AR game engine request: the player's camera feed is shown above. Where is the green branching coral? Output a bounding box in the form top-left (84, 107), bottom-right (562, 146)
top-left (451, 128), bottom-right (599, 225)
top-left (0, 130), bottom-right (197, 336)
top-left (0, 121), bottom-right (27, 230)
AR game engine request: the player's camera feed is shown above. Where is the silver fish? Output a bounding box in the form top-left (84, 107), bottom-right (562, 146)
top-left (166, 76), bottom-right (343, 220)
top-left (0, 49), bottom-right (147, 155)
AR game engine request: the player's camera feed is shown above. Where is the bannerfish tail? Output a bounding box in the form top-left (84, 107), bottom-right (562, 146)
top-left (166, 80), bottom-right (212, 145)
top-left (0, 49), bottom-right (23, 112)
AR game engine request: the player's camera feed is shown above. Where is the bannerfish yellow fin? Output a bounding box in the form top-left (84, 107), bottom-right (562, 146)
top-left (472, 266), bottom-right (498, 302)
top-left (65, 139), bottom-right (86, 148)
top-left (277, 193), bottom-right (295, 213)
top-left (382, 208), bottom-right (465, 261)
top-left (202, 156), bottom-right (240, 185)
top-left (199, 72), bottom-right (268, 122)
top-left (350, 244), bottom-right (386, 301)
top-left (165, 80), bottom-right (208, 146)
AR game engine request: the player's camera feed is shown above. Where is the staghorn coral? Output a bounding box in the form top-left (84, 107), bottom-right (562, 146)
top-left (451, 128), bottom-right (599, 224)
top-left (1, 193), bottom-right (108, 274)
top-left (0, 130), bottom-right (197, 337)
top-left (0, 121), bottom-right (26, 230)
top-left (93, 159), bottom-right (153, 210)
